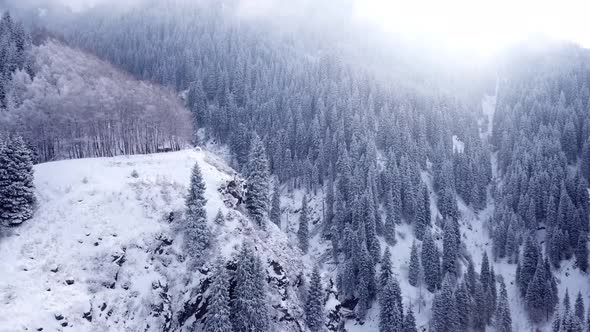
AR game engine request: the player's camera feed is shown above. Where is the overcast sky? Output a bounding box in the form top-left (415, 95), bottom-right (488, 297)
top-left (19, 0), bottom-right (590, 56)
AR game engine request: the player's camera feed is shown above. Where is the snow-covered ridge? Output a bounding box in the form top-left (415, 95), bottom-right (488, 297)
top-left (0, 149), bottom-right (304, 332)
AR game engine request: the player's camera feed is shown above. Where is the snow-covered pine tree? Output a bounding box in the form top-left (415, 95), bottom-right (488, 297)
top-left (214, 209), bottom-right (225, 225)
top-left (525, 257), bottom-right (550, 322)
top-left (496, 278), bottom-right (512, 332)
top-left (183, 161), bottom-right (210, 260)
top-left (356, 246), bottom-right (376, 320)
top-left (231, 243), bottom-right (270, 332)
top-left (363, 193), bottom-right (381, 263)
top-left (384, 187), bottom-right (397, 245)
top-left (245, 133), bottom-right (270, 228)
top-left (519, 235), bottom-right (540, 297)
top-left (298, 196), bottom-right (310, 253)
top-left (380, 247), bottom-right (393, 291)
top-left (402, 305), bottom-right (418, 332)
top-left (203, 257), bottom-right (232, 332)
top-left (422, 230), bottom-right (441, 292)
top-left (408, 241), bottom-right (421, 287)
top-left (442, 219), bottom-right (459, 277)
top-left (454, 281), bottom-right (470, 331)
top-left (270, 181), bottom-right (281, 227)
top-left (575, 232), bottom-right (588, 272)
top-left (305, 266), bottom-right (324, 332)
top-left (379, 279), bottom-right (403, 332)
top-left (431, 275), bottom-right (457, 332)
top-left (0, 135), bottom-right (35, 226)
top-left (414, 183), bottom-right (430, 240)
top-left (575, 291), bottom-right (585, 322)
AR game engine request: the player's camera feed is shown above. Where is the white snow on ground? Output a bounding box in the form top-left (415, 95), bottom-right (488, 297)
top-left (452, 135), bottom-right (465, 153)
top-left (0, 148), bottom-right (305, 332)
top-left (480, 79), bottom-right (498, 140)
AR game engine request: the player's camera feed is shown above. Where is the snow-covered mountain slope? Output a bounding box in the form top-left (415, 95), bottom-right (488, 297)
top-left (0, 149), bottom-right (306, 332)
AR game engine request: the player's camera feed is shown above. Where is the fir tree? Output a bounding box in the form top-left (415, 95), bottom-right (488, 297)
top-left (245, 134), bottom-right (270, 228)
top-left (454, 282), bottom-right (471, 332)
top-left (270, 181), bottom-right (281, 226)
top-left (422, 230), bottom-right (441, 292)
top-left (203, 257), bottom-right (233, 332)
top-left (496, 279), bottom-right (512, 332)
top-left (575, 291), bottom-right (585, 322)
top-left (380, 247), bottom-right (393, 290)
top-left (183, 161), bottom-right (210, 260)
top-left (214, 209), bottom-right (225, 225)
top-left (408, 241), bottom-right (421, 287)
top-left (231, 243), bottom-right (270, 332)
top-left (305, 266), bottom-right (325, 332)
top-left (525, 258), bottom-right (550, 322)
top-left (0, 135), bottom-right (35, 226)
top-left (379, 279), bottom-right (403, 332)
top-left (519, 235), bottom-right (540, 297)
top-left (298, 196), bottom-right (310, 253)
top-left (575, 233), bottom-right (588, 272)
top-left (431, 276), bottom-right (457, 332)
top-left (356, 246), bottom-right (376, 320)
top-left (403, 306), bottom-right (418, 332)
top-left (442, 220), bottom-right (459, 277)
top-left (384, 187), bottom-right (397, 245)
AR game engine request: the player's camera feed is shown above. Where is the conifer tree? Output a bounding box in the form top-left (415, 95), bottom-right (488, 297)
top-left (231, 243), bottom-right (270, 332)
top-left (270, 181), bottom-right (281, 226)
top-left (298, 196), bottom-right (310, 253)
top-left (519, 235), bottom-right (540, 297)
top-left (408, 241), bottom-right (421, 287)
top-left (245, 134), bottom-right (270, 228)
top-left (575, 233), bottom-right (588, 272)
top-left (183, 161), bottom-right (210, 260)
top-left (379, 279), bottom-right (403, 332)
top-left (356, 246), bottom-right (376, 320)
top-left (525, 258), bottom-right (550, 322)
top-left (442, 220), bottom-right (459, 276)
top-left (305, 266), bottom-right (325, 332)
top-left (431, 276), bottom-right (457, 332)
top-left (0, 135), bottom-right (35, 226)
top-left (380, 247), bottom-right (393, 291)
top-left (214, 209), bottom-right (225, 225)
top-left (575, 291), bottom-right (585, 322)
top-left (496, 279), bottom-right (512, 332)
top-left (403, 306), bottom-right (418, 332)
top-left (422, 230), bottom-right (441, 292)
top-left (384, 188), bottom-right (397, 245)
top-left (454, 282), bottom-right (471, 332)
top-left (203, 257), bottom-right (233, 332)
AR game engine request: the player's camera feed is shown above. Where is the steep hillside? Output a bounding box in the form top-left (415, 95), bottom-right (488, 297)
top-left (0, 148), bottom-right (306, 332)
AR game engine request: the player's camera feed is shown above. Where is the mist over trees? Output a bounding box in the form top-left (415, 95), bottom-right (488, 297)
top-left (3, 0), bottom-right (590, 331)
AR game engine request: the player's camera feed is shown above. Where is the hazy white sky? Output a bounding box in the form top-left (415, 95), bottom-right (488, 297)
top-left (355, 0), bottom-right (590, 56)
top-left (32, 0), bottom-right (590, 56)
